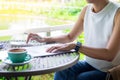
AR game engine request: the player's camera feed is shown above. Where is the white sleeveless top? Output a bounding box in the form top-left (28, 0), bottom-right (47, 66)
top-left (84, 1), bottom-right (120, 72)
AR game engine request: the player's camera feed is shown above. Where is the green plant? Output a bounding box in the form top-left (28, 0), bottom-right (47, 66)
top-left (37, 0), bottom-right (87, 22)
top-left (0, 1), bottom-right (87, 80)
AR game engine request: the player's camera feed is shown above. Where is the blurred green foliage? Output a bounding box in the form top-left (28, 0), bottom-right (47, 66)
top-left (0, 1), bottom-right (86, 79)
top-left (38, 0), bottom-right (87, 21)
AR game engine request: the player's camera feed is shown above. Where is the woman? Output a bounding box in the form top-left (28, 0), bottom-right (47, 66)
top-left (27, 0), bottom-right (120, 80)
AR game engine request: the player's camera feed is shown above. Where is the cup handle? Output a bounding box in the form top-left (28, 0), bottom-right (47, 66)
top-left (25, 54), bottom-right (32, 61)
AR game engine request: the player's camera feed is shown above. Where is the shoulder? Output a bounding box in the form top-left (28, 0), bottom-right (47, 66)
top-left (116, 8), bottom-right (120, 17)
top-left (82, 5), bottom-right (88, 13)
top-left (114, 8), bottom-right (120, 23)
top-left (80, 5), bottom-right (89, 20)
top-left (113, 8), bottom-right (120, 33)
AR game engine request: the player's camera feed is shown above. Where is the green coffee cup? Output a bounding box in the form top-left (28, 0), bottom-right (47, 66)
top-left (8, 48), bottom-right (31, 63)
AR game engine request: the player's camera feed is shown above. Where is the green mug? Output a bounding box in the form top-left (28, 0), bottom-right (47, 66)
top-left (8, 48), bottom-right (31, 63)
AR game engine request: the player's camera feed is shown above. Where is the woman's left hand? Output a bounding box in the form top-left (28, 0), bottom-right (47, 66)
top-left (46, 43), bottom-right (76, 53)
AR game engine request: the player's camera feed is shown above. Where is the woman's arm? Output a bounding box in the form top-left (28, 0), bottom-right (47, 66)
top-left (46, 8), bottom-right (120, 62)
top-left (26, 6), bottom-right (87, 43)
top-left (43, 7), bottom-right (87, 43)
top-left (79, 9), bottom-right (120, 61)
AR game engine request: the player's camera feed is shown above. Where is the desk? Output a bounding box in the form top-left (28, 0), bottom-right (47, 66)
top-left (0, 40), bottom-right (79, 80)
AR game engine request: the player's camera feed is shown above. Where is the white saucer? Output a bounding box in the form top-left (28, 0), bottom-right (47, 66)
top-left (3, 57), bottom-right (33, 66)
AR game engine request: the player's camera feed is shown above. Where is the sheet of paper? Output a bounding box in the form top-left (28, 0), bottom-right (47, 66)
top-left (24, 44), bottom-right (61, 57)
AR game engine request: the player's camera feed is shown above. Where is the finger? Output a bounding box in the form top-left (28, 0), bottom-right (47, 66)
top-left (33, 36), bottom-right (42, 41)
top-left (55, 46), bottom-right (71, 52)
top-left (54, 47), bottom-right (65, 52)
top-left (51, 49), bottom-right (58, 53)
top-left (27, 33), bottom-right (41, 43)
top-left (51, 47), bottom-right (66, 53)
top-left (31, 34), bottom-right (43, 42)
top-left (26, 33), bottom-right (33, 44)
top-left (47, 46), bottom-right (59, 53)
top-left (30, 36), bottom-right (42, 42)
top-left (49, 47), bottom-right (63, 53)
top-left (46, 47), bottom-right (55, 53)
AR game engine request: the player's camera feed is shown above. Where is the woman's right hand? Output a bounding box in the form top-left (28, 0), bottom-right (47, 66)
top-left (26, 33), bottom-right (45, 43)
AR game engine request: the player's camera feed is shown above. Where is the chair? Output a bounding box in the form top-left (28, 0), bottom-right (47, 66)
top-left (106, 65), bottom-right (120, 80)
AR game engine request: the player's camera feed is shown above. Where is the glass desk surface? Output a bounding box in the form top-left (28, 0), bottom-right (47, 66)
top-left (0, 40), bottom-right (79, 80)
